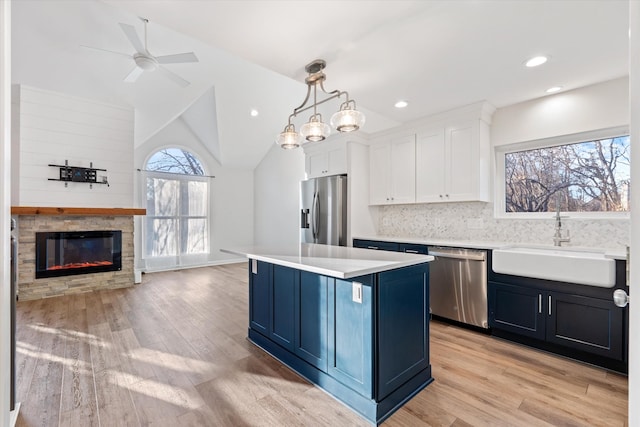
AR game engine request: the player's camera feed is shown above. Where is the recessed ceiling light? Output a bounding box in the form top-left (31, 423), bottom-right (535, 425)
top-left (546, 86), bottom-right (563, 94)
top-left (525, 56), bottom-right (549, 67)
top-left (250, 109), bottom-right (259, 117)
top-left (394, 100), bottom-right (408, 108)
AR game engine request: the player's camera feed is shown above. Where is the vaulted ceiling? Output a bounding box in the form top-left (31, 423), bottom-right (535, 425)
top-left (12, 0), bottom-right (629, 169)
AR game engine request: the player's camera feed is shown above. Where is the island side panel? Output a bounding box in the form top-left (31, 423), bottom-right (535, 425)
top-left (377, 263), bottom-right (430, 400)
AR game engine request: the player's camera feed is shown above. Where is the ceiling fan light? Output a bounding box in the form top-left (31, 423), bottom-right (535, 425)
top-left (301, 115), bottom-right (330, 142)
top-left (276, 124), bottom-right (302, 149)
top-left (331, 105), bottom-right (365, 132)
top-left (133, 54), bottom-right (158, 71)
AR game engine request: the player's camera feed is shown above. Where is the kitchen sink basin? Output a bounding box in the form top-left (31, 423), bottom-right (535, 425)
top-left (492, 245), bottom-right (616, 287)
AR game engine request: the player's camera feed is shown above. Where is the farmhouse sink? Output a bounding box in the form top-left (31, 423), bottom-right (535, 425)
top-left (492, 245), bottom-right (616, 287)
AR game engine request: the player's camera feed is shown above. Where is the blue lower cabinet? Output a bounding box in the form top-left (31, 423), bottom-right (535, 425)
top-left (271, 265), bottom-right (297, 351)
top-left (328, 275), bottom-right (373, 398)
top-left (547, 291), bottom-right (624, 360)
top-left (249, 260), bottom-right (271, 337)
top-left (295, 271), bottom-right (328, 371)
top-left (353, 239), bottom-right (399, 252)
top-left (377, 264), bottom-right (430, 400)
top-left (489, 281), bottom-right (545, 340)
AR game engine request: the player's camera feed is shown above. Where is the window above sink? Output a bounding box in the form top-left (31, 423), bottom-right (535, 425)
top-left (495, 126), bottom-right (630, 220)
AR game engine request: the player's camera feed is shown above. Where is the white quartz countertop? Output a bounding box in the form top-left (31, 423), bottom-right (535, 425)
top-left (353, 235), bottom-right (627, 260)
top-left (221, 243), bottom-right (434, 279)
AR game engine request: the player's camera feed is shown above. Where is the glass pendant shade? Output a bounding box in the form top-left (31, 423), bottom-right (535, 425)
top-left (330, 105), bottom-right (366, 132)
top-left (276, 124), bottom-right (302, 149)
top-left (300, 114), bottom-right (330, 142)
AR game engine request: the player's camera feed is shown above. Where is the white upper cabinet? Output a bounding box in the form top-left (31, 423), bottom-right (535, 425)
top-left (415, 128), bottom-right (446, 203)
top-left (305, 145), bottom-right (347, 178)
top-left (369, 135), bottom-right (416, 205)
top-left (416, 118), bottom-right (491, 203)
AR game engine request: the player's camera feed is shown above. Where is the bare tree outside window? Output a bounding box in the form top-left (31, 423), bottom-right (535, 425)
top-left (146, 148), bottom-right (204, 175)
top-left (505, 136), bottom-right (630, 213)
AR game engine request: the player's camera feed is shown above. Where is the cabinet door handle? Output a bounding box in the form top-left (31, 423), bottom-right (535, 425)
top-left (367, 246), bottom-right (379, 250)
top-left (548, 295), bottom-right (552, 316)
top-left (538, 294), bottom-right (542, 314)
top-left (405, 249), bottom-right (419, 254)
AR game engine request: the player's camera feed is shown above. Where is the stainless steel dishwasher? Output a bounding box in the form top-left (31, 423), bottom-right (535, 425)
top-left (427, 246), bottom-right (488, 329)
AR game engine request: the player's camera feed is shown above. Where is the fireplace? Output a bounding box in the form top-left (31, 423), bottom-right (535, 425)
top-left (35, 230), bottom-right (122, 279)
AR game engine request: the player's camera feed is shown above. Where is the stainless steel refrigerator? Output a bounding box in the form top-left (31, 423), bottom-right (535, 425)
top-left (300, 175), bottom-right (347, 246)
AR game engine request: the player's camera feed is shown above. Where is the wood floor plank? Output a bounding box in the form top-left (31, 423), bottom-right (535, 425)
top-left (14, 263), bottom-right (628, 426)
top-left (92, 368), bottom-right (140, 427)
top-left (59, 306), bottom-right (99, 425)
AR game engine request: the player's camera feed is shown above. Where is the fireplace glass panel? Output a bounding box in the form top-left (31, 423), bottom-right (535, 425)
top-left (35, 231), bottom-right (122, 278)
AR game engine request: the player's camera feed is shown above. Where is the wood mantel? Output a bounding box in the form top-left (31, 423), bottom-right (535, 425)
top-left (11, 206), bottom-right (146, 216)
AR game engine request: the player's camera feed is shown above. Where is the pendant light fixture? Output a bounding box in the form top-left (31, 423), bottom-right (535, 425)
top-left (276, 59), bottom-right (365, 149)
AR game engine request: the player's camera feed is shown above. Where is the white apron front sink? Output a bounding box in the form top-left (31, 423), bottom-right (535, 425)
top-left (492, 245), bottom-right (616, 288)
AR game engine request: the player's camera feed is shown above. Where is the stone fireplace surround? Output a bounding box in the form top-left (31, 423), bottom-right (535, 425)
top-left (11, 207), bottom-right (145, 300)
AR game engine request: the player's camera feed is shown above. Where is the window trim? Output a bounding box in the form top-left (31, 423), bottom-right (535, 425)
top-left (494, 125), bottom-right (630, 220)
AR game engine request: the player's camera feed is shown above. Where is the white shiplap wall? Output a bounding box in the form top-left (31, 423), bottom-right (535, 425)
top-left (12, 85), bottom-right (134, 208)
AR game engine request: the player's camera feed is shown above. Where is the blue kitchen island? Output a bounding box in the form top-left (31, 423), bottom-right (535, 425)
top-left (223, 243), bottom-right (434, 425)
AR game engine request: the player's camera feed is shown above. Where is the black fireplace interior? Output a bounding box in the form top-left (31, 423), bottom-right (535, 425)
top-left (35, 230), bottom-right (122, 279)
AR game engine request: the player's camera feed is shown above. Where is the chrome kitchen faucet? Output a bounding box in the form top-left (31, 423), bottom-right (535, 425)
top-left (553, 200), bottom-right (571, 246)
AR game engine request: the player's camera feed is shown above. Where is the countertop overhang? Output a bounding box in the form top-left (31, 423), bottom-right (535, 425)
top-left (222, 243), bottom-right (433, 279)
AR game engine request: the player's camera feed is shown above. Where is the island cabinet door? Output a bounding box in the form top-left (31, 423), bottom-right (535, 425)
top-left (270, 265), bottom-right (297, 352)
top-left (295, 271), bottom-right (328, 371)
top-left (327, 275), bottom-right (374, 398)
top-left (377, 264), bottom-right (429, 400)
top-left (249, 260), bottom-right (272, 337)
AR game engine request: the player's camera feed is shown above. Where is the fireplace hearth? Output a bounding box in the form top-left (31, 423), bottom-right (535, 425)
top-left (35, 230), bottom-right (122, 279)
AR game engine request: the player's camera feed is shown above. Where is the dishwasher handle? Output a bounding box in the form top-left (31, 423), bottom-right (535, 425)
top-left (428, 250), bottom-right (486, 261)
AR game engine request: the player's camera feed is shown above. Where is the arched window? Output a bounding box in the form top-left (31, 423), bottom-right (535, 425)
top-left (143, 148), bottom-right (210, 268)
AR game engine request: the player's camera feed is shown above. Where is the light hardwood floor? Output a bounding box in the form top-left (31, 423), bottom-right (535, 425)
top-left (15, 263), bottom-right (628, 426)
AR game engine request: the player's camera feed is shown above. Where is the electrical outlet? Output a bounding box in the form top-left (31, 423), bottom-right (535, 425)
top-left (352, 282), bottom-right (363, 304)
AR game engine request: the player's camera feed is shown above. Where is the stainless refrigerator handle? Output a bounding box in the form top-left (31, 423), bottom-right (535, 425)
top-left (428, 250), bottom-right (486, 261)
top-left (312, 191), bottom-right (320, 240)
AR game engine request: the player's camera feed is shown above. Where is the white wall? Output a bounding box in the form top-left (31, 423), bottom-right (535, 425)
top-left (253, 142), bottom-right (305, 246)
top-left (11, 85), bottom-right (134, 208)
top-left (134, 117), bottom-right (253, 269)
top-left (492, 77), bottom-right (628, 146)
top-left (628, 1), bottom-right (639, 424)
top-left (0, 1), bottom-right (10, 424)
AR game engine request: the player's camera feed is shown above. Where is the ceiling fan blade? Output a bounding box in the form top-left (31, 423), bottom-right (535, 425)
top-left (157, 65), bottom-right (190, 88)
top-left (119, 23), bottom-right (146, 54)
top-left (124, 66), bottom-right (144, 83)
top-left (80, 45), bottom-right (131, 59)
top-left (156, 52), bottom-right (199, 64)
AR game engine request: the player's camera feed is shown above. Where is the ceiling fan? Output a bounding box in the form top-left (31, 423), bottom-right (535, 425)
top-left (82, 18), bottom-right (199, 87)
